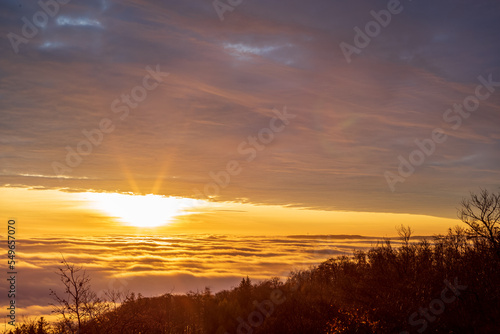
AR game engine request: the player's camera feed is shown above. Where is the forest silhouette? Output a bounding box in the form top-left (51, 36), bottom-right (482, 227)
top-left (5, 190), bottom-right (500, 334)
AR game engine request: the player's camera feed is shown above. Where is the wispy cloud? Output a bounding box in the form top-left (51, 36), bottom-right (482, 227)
top-left (1, 0), bottom-right (499, 218)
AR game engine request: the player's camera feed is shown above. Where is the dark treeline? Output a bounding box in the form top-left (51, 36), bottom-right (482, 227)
top-left (5, 190), bottom-right (500, 334)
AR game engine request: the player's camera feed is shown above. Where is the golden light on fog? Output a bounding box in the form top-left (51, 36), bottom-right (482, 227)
top-left (81, 192), bottom-right (208, 228)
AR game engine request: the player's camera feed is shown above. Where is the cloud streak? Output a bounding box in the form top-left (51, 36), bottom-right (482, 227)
top-left (1, 1), bottom-right (499, 223)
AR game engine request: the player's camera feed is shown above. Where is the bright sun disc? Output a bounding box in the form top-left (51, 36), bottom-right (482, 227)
top-left (81, 192), bottom-right (208, 228)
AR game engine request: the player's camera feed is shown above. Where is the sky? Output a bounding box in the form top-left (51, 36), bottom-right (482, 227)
top-left (0, 0), bottom-right (500, 323)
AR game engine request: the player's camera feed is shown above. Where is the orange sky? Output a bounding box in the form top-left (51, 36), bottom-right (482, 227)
top-left (1, 1), bottom-right (499, 223)
top-left (0, 187), bottom-right (459, 237)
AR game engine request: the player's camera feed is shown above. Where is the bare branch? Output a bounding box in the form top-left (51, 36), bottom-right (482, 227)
top-left (458, 189), bottom-right (500, 259)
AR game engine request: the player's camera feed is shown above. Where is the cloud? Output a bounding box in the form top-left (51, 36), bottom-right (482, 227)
top-left (0, 0), bottom-right (499, 220)
top-left (0, 234), bottom-right (383, 312)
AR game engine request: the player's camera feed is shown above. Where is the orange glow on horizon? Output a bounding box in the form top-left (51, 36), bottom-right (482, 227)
top-left (80, 192), bottom-right (211, 228)
top-left (0, 187), bottom-right (459, 236)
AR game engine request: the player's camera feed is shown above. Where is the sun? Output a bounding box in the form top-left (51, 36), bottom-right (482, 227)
top-left (81, 192), bottom-right (208, 228)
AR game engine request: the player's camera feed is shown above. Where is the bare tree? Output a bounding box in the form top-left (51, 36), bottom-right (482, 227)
top-left (459, 189), bottom-right (500, 258)
top-left (396, 224), bottom-right (413, 245)
top-left (49, 257), bottom-right (103, 333)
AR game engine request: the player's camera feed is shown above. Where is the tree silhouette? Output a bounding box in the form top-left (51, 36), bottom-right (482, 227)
top-left (49, 257), bottom-right (104, 333)
top-left (459, 189), bottom-right (500, 258)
